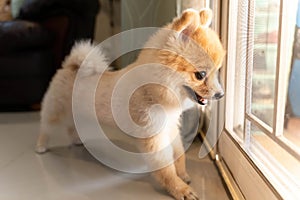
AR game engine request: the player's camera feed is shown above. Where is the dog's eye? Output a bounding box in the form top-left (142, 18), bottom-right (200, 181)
top-left (195, 71), bottom-right (206, 80)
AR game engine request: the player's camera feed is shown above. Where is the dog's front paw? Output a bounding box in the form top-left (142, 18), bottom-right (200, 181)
top-left (179, 173), bottom-right (191, 184)
top-left (174, 185), bottom-right (199, 200)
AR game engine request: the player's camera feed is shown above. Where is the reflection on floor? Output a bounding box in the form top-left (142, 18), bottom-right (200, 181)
top-left (0, 112), bottom-right (229, 200)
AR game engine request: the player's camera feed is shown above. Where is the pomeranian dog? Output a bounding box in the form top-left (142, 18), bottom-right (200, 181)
top-left (35, 8), bottom-right (225, 200)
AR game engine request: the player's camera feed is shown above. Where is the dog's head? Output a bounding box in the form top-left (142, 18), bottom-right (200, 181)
top-left (160, 8), bottom-right (226, 105)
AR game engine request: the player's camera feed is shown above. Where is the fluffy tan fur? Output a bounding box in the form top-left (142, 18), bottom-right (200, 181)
top-left (36, 8), bottom-right (225, 200)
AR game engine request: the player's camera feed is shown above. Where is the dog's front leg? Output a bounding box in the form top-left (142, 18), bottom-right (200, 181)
top-left (173, 135), bottom-right (191, 184)
top-left (153, 165), bottom-right (198, 200)
top-left (139, 133), bottom-right (198, 200)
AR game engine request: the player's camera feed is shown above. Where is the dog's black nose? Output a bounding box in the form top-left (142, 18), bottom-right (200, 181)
top-left (214, 92), bottom-right (224, 100)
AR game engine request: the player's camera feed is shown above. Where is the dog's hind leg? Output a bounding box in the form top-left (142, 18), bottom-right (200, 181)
top-left (35, 121), bottom-right (55, 154)
top-left (35, 109), bottom-right (64, 154)
top-left (35, 133), bottom-right (48, 154)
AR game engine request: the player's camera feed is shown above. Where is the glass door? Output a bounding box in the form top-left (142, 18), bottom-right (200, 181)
top-left (218, 0), bottom-right (300, 199)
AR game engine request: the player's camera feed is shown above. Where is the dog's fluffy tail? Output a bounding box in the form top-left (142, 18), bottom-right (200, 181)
top-left (62, 41), bottom-right (108, 76)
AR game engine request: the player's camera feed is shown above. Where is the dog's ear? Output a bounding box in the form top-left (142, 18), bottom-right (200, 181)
top-left (199, 8), bottom-right (213, 28)
top-left (172, 9), bottom-right (200, 40)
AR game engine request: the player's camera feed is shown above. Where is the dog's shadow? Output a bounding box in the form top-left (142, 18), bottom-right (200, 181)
top-left (35, 140), bottom-right (210, 199)
top-left (35, 139), bottom-right (170, 197)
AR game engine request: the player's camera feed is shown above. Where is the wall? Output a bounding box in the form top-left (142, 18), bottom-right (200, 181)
top-left (94, 0), bottom-right (121, 43)
top-left (93, 0), bottom-right (206, 68)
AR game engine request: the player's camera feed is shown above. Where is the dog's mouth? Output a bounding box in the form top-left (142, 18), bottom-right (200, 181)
top-left (194, 92), bottom-right (208, 106)
top-left (182, 86), bottom-right (208, 105)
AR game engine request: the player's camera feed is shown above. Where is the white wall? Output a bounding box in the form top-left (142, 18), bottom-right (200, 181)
top-left (94, 0), bottom-right (121, 43)
top-left (93, 0), bottom-right (206, 67)
top-left (94, 0), bottom-right (206, 43)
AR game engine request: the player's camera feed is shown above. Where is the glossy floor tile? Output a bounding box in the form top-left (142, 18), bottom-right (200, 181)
top-left (0, 112), bottom-right (229, 200)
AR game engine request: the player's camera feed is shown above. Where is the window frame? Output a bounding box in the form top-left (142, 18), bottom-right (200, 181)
top-left (218, 0), bottom-right (300, 199)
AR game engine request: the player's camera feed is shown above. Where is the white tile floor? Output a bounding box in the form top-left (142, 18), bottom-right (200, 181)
top-left (0, 112), bottom-right (229, 200)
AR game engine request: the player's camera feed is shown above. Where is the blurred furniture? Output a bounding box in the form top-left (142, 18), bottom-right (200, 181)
top-left (0, 0), bottom-right (100, 110)
top-left (0, 0), bottom-right (12, 21)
